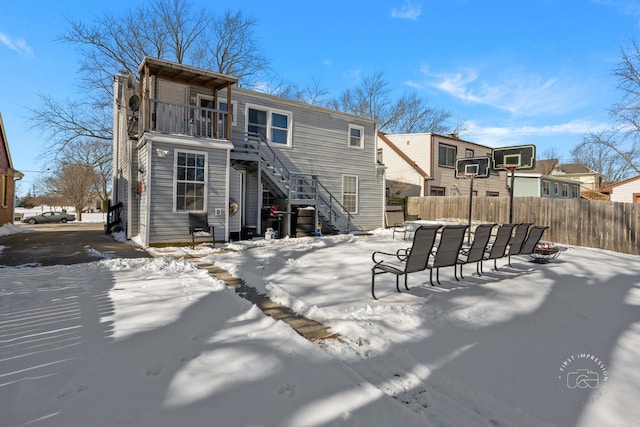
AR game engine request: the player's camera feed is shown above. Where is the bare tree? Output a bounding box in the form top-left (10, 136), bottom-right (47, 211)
top-left (571, 131), bottom-right (640, 183)
top-left (327, 72), bottom-right (452, 133)
top-left (30, 0), bottom-right (267, 159)
top-left (60, 140), bottom-right (112, 211)
top-left (386, 93), bottom-right (452, 134)
top-left (612, 40), bottom-right (640, 137)
top-left (191, 10), bottom-right (269, 88)
top-left (45, 163), bottom-right (97, 221)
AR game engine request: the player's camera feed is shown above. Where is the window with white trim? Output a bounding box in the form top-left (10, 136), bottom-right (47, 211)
top-left (348, 124), bottom-right (364, 148)
top-left (572, 185), bottom-right (580, 198)
top-left (562, 183), bottom-right (568, 197)
top-left (218, 100), bottom-right (237, 126)
top-left (175, 150), bottom-right (207, 211)
top-left (542, 180), bottom-right (550, 196)
top-left (247, 105), bottom-right (292, 146)
top-left (342, 175), bottom-right (358, 213)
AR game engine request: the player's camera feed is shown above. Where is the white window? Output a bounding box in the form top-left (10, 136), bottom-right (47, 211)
top-left (175, 150), bottom-right (207, 211)
top-left (218, 100), bottom-right (237, 126)
top-left (342, 175), bottom-right (358, 213)
top-left (542, 180), bottom-right (550, 196)
top-left (196, 95), bottom-right (237, 138)
top-left (572, 185), bottom-right (580, 198)
top-left (247, 105), bottom-right (292, 146)
top-left (348, 124), bottom-right (364, 148)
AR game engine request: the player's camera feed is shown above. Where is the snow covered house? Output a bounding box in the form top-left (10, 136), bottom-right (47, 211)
top-left (111, 57), bottom-right (384, 245)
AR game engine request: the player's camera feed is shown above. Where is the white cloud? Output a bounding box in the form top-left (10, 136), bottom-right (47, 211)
top-left (422, 65), bottom-right (583, 117)
top-left (391, 1), bottom-right (422, 20)
top-left (463, 119), bottom-right (611, 147)
top-left (0, 33), bottom-right (34, 58)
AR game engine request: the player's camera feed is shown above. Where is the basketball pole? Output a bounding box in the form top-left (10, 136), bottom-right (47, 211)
top-left (508, 166), bottom-right (516, 223)
top-left (467, 175), bottom-right (474, 245)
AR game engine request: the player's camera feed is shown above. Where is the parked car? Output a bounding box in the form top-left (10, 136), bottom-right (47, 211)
top-left (21, 211), bottom-right (76, 224)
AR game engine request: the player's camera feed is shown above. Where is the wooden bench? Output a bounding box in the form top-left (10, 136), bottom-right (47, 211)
top-left (189, 212), bottom-right (214, 248)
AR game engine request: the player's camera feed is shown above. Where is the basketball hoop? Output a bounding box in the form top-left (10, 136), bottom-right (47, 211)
top-left (458, 172), bottom-right (477, 179)
top-left (497, 164), bottom-right (519, 171)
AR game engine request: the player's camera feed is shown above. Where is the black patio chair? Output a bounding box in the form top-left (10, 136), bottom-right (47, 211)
top-left (519, 226), bottom-right (550, 256)
top-left (482, 223), bottom-right (516, 271)
top-left (506, 223), bottom-right (533, 266)
top-left (371, 225), bottom-right (441, 299)
top-left (457, 223), bottom-right (496, 278)
top-left (427, 224), bottom-right (468, 286)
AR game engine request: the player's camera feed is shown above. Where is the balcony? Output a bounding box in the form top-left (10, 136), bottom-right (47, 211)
top-left (145, 99), bottom-right (229, 140)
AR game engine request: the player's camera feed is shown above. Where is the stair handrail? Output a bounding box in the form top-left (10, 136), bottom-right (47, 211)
top-left (241, 131), bottom-right (353, 233)
top-left (246, 132), bottom-right (291, 182)
top-left (315, 179), bottom-right (353, 233)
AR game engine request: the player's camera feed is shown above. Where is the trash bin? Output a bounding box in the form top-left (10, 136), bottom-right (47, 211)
top-left (241, 226), bottom-right (257, 240)
top-left (296, 208), bottom-right (316, 237)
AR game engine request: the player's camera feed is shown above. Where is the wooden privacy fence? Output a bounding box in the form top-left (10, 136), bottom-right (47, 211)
top-left (406, 196), bottom-right (640, 256)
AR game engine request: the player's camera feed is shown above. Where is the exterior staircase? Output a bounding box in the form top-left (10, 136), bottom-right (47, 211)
top-left (230, 133), bottom-right (352, 234)
top-left (580, 189), bottom-right (609, 201)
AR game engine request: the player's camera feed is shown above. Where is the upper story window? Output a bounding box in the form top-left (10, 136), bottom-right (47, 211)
top-left (465, 148), bottom-right (474, 158)
top-left (247, 105), bottom-right (292, 146)
top-left (175, 150), bottom-right (207, 212)
top-left (218, 100), bottom-right (237, 126)
top-left (438, 144), bottom-right (456, 167)
top-left (562, 184), bottom-right (568, 197)
top-left (348, 124), bottom-right (364, 149)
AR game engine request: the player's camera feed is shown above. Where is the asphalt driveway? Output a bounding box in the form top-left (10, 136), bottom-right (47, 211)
top-left (0, 223), bottom-right (150, 267)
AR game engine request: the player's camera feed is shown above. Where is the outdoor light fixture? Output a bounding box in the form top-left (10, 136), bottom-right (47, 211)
top-left (156, 148), bottom-right (169, 158)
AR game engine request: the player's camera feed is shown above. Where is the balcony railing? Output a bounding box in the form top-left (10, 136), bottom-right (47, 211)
top-left (146, 99), bottom-right (229, 139)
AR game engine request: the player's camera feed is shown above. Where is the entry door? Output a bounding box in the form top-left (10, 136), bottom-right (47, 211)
top-left (634, 193), bottom-right (640, 204)
top-left (157, 81), bottom-right (187, 133)
top-left (229, 168), bottom-right (243, 234)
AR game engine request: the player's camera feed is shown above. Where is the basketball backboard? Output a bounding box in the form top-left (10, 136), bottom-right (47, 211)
top-left (491, 145), bottom-right (536, 171)
top-left (455, 156), bottom-right (491, 179)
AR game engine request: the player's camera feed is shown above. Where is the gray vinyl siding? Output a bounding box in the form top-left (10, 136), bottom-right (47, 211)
top-left (144, 140), bottom-right (230, 245)
top-left (230, 88), bottom-right (382, 231)
top-left (138, 143), bottom-right (149, 242)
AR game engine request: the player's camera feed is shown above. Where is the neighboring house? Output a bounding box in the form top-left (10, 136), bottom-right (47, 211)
top-left (378, 132), bottom-right (507, 197)
top-left (551, 162), bottom-right (603, 191)
top-left (0, 114), bottom-right (22, 226)
top-left (512, 173), bottom-right (581, 199)
top-left (112, 57), bottom-right (383, 245)
top-left (600, 175), bottom-right (640, 204)
top-left (533, 158), bottom-right (604, 192)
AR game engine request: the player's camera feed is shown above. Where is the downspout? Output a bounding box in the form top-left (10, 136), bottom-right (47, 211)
top-left (225, 148), bottom-right (230, 242)
top-left (12, 170), bottom-right (23, 224)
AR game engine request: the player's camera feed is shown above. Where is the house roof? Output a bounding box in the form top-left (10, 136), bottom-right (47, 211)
top-left (529, 158), bottom-right (558, 174)
top-left (139, 57), bottom-right (238, 91)
top-left (600, 174), bottom-right (640, 193)
top-left (552, 163), bottom-right (601, 175)
top-left (378, 132), bottom-right (431, 180)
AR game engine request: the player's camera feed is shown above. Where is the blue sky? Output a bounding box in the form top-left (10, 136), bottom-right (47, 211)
top-left (2, 0), bottom-right (640, 196)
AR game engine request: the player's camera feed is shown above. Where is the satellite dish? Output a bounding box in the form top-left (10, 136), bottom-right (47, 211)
top-left (128, 94), bottom-right (140, 112)
top-left (126, 72), bottom-right (136, 90)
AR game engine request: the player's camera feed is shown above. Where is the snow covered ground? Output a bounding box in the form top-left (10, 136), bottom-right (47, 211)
top-left (1, 224), bottom-right (639, 427)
